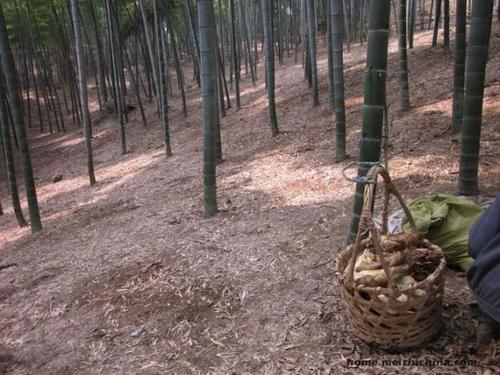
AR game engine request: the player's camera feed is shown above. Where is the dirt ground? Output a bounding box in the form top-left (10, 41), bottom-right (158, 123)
top-left (0, 21), bottom-right (499, 375)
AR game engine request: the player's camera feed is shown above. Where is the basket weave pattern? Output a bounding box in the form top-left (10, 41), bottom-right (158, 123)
top-left (336, 165), bottom-right (446, 351)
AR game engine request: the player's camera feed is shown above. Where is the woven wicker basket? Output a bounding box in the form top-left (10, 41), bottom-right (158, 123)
top-left (336, 165), bottom-right (446, 351)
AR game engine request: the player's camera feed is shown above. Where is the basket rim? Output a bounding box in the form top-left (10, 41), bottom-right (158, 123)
top-left (335, 238), bottom-right (446, 295)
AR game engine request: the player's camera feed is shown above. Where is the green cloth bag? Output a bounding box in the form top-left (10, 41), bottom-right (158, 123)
top-left (403, 194), bottom-right (484, 271)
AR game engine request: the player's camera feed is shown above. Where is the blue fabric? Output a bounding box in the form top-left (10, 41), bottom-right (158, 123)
top-left (467, 195), bottom-right (500, 322)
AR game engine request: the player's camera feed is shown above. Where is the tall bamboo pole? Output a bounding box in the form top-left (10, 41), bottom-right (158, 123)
top-left (331, 0), bottom-right (347, 160)
top-left (452, 0), bottom-right (466, 133)
top-left (307, 0), bottom-right (319, 106)
top-left (71, 0), bottom-right (96, 185)
top-left (199, 0), bottom-right (218, 216)
top-left (347, 0), bottom-right (391, 244)
top-left (0, 3), bottom-right (42, 232)
top-left (230, 0), bottom-right (241, 110)
top-left (262, 0), bottom-right (280, 137)
top-left (0, 78), bottom-right (27, 227)
top-left (458, 0), bottom-right (494, 195)
top-left (398, 0), bottom-right (411, 111)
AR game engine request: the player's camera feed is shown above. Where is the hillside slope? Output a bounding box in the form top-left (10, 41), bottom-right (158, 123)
top-left (0, 24), bottom-right (499, 374)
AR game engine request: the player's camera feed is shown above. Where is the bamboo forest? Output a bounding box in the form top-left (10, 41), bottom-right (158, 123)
top-left (0, 0), bottom-right (499, 373)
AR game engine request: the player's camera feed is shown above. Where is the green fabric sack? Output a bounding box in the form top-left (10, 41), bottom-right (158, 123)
top-left (403, 194), bottom-right (483, 271)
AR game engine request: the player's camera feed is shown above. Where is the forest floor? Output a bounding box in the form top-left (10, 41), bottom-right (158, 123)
top-left (0, 24), bottom-right (499, 375)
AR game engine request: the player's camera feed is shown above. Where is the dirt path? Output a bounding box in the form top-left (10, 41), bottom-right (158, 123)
top-left (0, 26), bottom-right (499, 374)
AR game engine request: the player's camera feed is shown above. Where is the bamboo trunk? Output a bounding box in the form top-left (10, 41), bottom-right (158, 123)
top-left (458, 0), bottom-right (494, 195)
top-left (307, 0), bottom-right (319, 106)
top-left (0, 3), bottom-right (42, 232)
top-left (199, 0), bottom-right (218, 216)
top-left (347, 0), bottom-right (391, 244)
top-left (262, 0), bottom-right (279, 136)
top-left (398, 0), bottom-right (411, 111)
top-left (331, 0), bottom-right (347, 161)
top-left (452, 0), bottom-right (466, 133)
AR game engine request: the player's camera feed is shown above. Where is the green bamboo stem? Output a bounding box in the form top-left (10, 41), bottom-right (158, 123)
top-left (331, 0), bottom-right (347, 160)
top-left (398, 0), bottom-right (411, 111)
top-left (262, 0), bottom-right (279, 136)
top-left (199, 0), bottom-right (218, 216)
top-left (347, 0), bottom-right (391, 244)
top-left (452, 0), bottom-right (466, 133)
top-left (458, 0), bottom-right (494, 195)
top-left (0, 3), bottom-right (42, 232)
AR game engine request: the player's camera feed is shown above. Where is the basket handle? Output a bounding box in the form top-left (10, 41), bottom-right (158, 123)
top-left (345, 164), bottom-right (418, 294)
